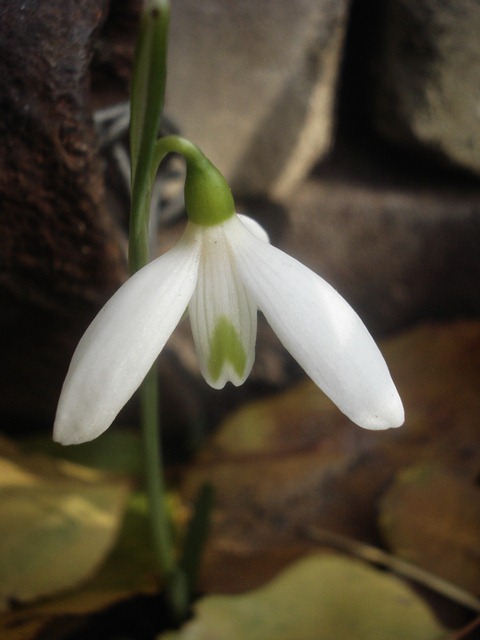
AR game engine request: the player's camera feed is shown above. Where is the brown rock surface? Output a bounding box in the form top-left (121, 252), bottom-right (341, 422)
top-left (0, 1), bottom-right (127, 427)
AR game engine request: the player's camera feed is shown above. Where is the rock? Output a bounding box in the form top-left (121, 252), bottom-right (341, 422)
top-left (0, 1), bottom-right (127, 428)
top-left (166, 0), bottom-right (350, 198)
top-left (0, 0), bottom-right (126, 311)
top-left (275, 146), bottom-right (480, 336)
top-left (371, 0), bottom-right (480, 176)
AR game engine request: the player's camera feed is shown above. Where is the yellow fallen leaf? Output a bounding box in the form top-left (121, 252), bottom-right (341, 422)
top-left (161, 554), bottom-right (447, 640)
top-left (0, 438), bottom-right (130, 610)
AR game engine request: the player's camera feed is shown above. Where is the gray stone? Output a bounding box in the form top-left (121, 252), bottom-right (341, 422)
top-left (372, 0), bottom-right (480, 175)
top-left (273, 153), bottom-right (480, 337)
top-left (166, 0), bottom-right (350, 198)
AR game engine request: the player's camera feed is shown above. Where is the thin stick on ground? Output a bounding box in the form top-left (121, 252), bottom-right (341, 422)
top-left (304, 526), bottom-right (480, 614)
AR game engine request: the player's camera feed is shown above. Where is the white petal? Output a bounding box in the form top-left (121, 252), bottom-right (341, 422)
top-left (237, 213), bottom-right (270, 243)
top-left (54, 225), bottom-right (201, 444)
top-left (188, 220), bottom-right (257, 389)
top-left (231, 219), bottom-right (404, 429)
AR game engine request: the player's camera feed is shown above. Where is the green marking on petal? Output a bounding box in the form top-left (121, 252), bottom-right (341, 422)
top-left (208, 316), bottom-right (247, 382)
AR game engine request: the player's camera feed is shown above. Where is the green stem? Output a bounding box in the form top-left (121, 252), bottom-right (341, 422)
top-left (141, 366), bottom-right (189, 621)
top-left (128, 6), bottom-right (224, 617)
top-left (128, 0), bottom-right (186, 619)
top-left (130, 0), bottom-right (170, 187)
top-left (153, 134), bottom-right (203, 166)
top-left (128, 192), bottom-right (151, 274)
top-left (129, 0), bottom-right (170, 275)
top-left (140, 366), bottom-right (175, 579)
top-left (133, 228), bottom-right (179, 604)
top-left (151, 135), bottom-right (236, 226)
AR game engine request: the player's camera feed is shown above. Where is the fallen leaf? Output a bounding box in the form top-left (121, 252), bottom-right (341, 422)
top-left (160, 554), bottom-right (447, 640)
top-left (0, 437), bottom-right (130, 610)
top-left (0, 490), bottom-right (162, 640)
top-left (181, 321), bottom-right (480, 592)
top-left (0, 439), bottom-right (189, 640)
top-left (23, 429), bottom-right (144, 475)
top-left (379, 464), bottom-right (480, 596)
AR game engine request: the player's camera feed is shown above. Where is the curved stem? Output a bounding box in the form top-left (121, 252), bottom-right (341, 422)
top-left (152, 135), bottom-right (236, 226)
top-left (153, 134), bottom-right (204, 168)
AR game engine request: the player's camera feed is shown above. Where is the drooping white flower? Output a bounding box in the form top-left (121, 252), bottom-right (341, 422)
top-left (54, 212), bottom-right (404, 445)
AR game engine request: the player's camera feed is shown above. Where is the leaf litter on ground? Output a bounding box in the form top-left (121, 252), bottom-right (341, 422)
top-left (2, 320), bottom-right (480, 638)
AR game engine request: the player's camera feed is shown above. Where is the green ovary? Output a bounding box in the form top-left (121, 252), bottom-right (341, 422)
top-left (208, 316), bottom-right (247, 382)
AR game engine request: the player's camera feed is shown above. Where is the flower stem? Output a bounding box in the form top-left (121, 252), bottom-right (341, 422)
top-left (129, 0), bottom-right (170, 273)
top-left (139, 366), bottom-right (174, 579)
top-left (152, 135), bottom-right (236, 226)
top-left (128, 2), bottom-right (217, 619)
top-left (128, 0), bottom-right (188, 620)
top-left (140, 365), bottom-right (188, 621)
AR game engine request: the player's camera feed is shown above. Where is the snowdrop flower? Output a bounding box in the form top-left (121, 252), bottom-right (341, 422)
top-left (54, 138), bottom-right (404, 445)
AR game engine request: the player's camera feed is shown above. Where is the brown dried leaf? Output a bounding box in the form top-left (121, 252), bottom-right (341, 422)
top-left (183, 321), bottom-right (480, 592)
top-left (379, 464), bottom-right (480, 596)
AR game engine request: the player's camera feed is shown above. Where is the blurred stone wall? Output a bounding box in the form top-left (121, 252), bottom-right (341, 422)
top-left (1, 0), bottom-right (480, 432)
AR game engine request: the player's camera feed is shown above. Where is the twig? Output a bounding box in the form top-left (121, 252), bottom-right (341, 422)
top-left (304, 526), bottom-right (480, 613)
top-left (447, 615), bottom-right (480, 639)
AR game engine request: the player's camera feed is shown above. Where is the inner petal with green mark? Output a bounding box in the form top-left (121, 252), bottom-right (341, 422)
top-left (208, 316), bottom-right (247, 382)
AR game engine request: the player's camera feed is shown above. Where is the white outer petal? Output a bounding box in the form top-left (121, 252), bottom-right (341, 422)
top-left (237, 213), bottom-right (270, 243)
top-left (230, 217), bottom-right (404, 430)
top-left (54, 225), bottom-right (201, 444)
top-left (188, 219), bottom-right (257, 389)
